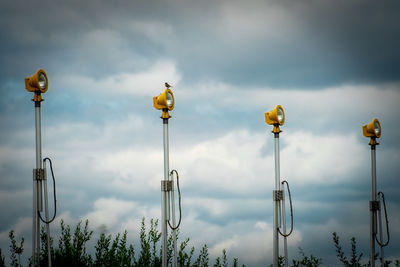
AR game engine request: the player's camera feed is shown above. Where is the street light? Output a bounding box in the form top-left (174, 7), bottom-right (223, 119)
top-left (25, 69), bottom-right (56, 267)
top-left (153, 88), bottom-right (175, 118)
top-left (25, 69), bottom-right (48, 101)
top-left (362, 118), bottom-right (389, 267)
top-left (153, 85), bottom-right (181, 267)
top-left (363, 118), bottom-right (381, 140)
top-left (265, 105), bottom-right (293, 267)
top-left (265, 105), bottom-right (285, 133)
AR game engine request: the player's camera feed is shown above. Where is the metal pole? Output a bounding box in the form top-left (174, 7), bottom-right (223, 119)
top-left (370, 145), bottom-right (377, 267)
top-left (171, 174), bottom-right (178, 267)
top-left (273, 132), bottom-right (281, 267)
top-left (33, 101), bottom-right (43, 266)
top-left (162, 118), bottom-right (170, 267)
top-left (282, 187), bottom-right (288, 267)
top-left (32, 173), bottom-right (37, 264)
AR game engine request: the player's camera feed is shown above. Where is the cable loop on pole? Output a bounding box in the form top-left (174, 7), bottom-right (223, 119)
top-left (375, 191), bottom-right (390, 247)
top-left (38, 157), bottom-right (57, 224)
top-left (168, 169), bottom-right (182, 230)
top-left (278, 180), bottom-right (293, 237)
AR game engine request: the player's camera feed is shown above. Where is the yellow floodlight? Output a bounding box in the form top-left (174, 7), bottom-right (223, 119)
top-left (362, 118), bottom-right (381, 138)
top-left (25, 69), bottom-right (48, 102)
top-left (153, 88), bottom-right (175, 118)
top-left (265, 105), bottom-right (285, 125)
top-left (265, 105), bottom-right (285, 133)
top-left (362, 118), bottom-right (381, 145)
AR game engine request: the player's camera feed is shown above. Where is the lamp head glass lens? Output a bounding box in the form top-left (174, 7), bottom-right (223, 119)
top-left (277, 108), bottom-right (284, 123)
top-left (166, 92), bottom-right (173, 108)
top-left (374, 121), bottom-right (380, 136)
top-left (38, 72), bottom-right (47, 89)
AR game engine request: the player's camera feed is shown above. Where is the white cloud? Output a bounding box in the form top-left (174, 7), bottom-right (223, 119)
top-left (169, 129), bottom-right (367, 195)
top-left (0, 147), bottom-right (34, 171)
top-left (0, 217), bottom-right (30, 242)
top-left (56, 60), bottom-right (181, 96)
top-left (179, 82), bottom-right (400, 129)
top-left (207, 220), bottom-right (302, 265)
top-left (83, 198), bottom-right (136, 230)
top-left (53, 211), bottom-right (75, 227)
top-left (281, 131), bottom-right (366, 185)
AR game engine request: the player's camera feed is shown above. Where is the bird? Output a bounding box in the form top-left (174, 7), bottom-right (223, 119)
top-left (165, 82), bottom-right (172, 88)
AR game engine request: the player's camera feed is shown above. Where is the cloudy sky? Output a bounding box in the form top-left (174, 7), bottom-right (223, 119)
top-left (1, 0), bottom-right (399, 266)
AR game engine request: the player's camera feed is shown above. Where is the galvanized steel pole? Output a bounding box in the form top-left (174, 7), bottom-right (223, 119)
top-left (273, 132), bottom-right (281, 267)
top-left (162, 118), bottom-right (170, 267)
top-left (282, 188), bottom-right (288, 267)
top-left (370, 145), bottom-right (376, 267)
top-left (33, 101), bottom-right (43, 266)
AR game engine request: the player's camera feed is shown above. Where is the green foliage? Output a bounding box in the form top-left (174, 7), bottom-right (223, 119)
top-left (232, 258), bottom-right (238, 267)
top-left (291, 248), bottom-right (322, 267)
top-left (53, 219), bottom-right (93, 267)
top-left (94, 230), bottom-right (135, 266)
top-left (0, 249), bottom-right (6, 267)
top-left (269, 256), bottom-right (285, 267)
top-left (166, 226), bottom-right (174, 266)
top-left (332, 232), bottom-right (368, 267)
top-left (211, 249), bottom-right (244, 267)
top-left (149, 219), bottom-right (162, 266)
top-left (8, 230), bottom-right (24, 267)
top-left (332, 232), bottom-right (400, 267)
top-left (194, 244), bottom-right (209, 267)
top-left (136, 218), bottom-right (161, 267)
top-left (6, 220), bottom-right (400, 267)
top-left (94, 230), bottom-right (112, 266)
top-left (213, 256), bottom-right (220, 267)
top-left (39, 225), bottom-right (54, 266)
top-left (178, 237), bottom-right (195, 267)
top-left (17, 217), bottom-right (239, 267)
top-left (222, 249), bottom-right (228, 267)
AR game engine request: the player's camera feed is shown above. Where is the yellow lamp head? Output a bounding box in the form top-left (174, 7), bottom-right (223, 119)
top-left (265, 105), bottom-right (285, 126)
top-left (362, 118), bottom-right (381, 139)
top-left (25, 69), bottom-right (48, 94)
top-left (153, 88), bottom-right (175, 111)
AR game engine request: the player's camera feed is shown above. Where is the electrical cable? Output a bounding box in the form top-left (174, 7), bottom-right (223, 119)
top-left (38, 157), bottom-right (57, 224)
top-left (168, 169), bottom-right (182, 230)
top-left (375, 191), bottom-right (390, 247)
top-left (278, 180), bottom-right (293, 237)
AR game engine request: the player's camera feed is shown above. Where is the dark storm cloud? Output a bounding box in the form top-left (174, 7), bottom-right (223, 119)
top-left (174, 0), bottom-right (400, 87)
top-left (1, 0), bottom-right (399, 88)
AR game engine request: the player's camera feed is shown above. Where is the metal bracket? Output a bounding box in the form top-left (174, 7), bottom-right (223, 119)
top-left (369, 200), bottom-right (380, 211)
top-left (273, 190), bottom-right (284, 201)
top-left (33, 168), bottom-right (46, 181)
top-left (161, 180), bottom-right (173, 192)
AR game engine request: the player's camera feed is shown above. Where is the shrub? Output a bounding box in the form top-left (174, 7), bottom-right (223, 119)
top-left (8, 231), bottom-right (24, 267)
top-left (5, 218), bottom-right (243, 267)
